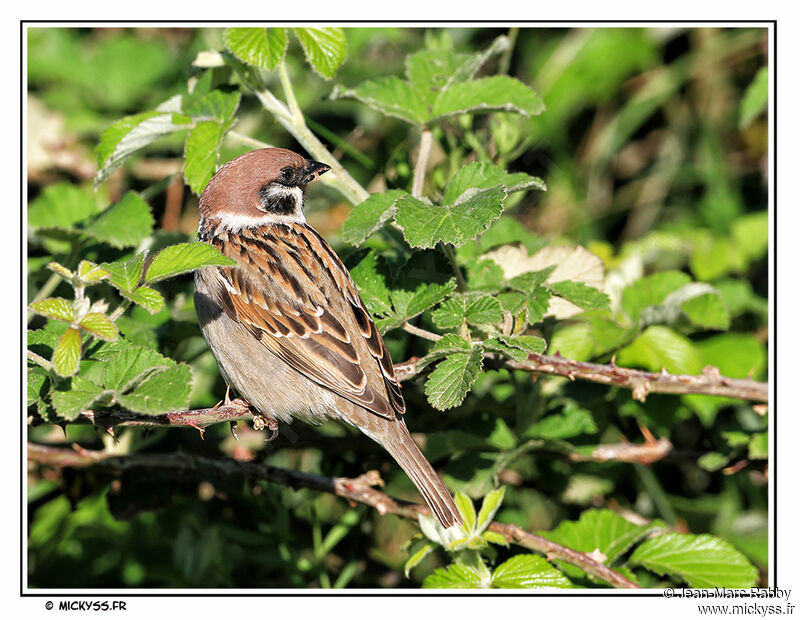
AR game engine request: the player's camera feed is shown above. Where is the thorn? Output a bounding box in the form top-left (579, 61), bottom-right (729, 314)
top-left (567, 372), bottom-right (575, 381)
top-left (610, 354), bottom-right (617, 367)
top-left (639, 424), bottom-right (656, 446)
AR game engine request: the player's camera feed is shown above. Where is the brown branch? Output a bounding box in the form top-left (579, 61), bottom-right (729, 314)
top-left (27, 442), bottom-right (639, 589)
top-left (395, 352), bottom-right (768, 403)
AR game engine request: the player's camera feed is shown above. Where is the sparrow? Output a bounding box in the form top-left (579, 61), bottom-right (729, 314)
top-left (194, 148), bottom-right (462, 528)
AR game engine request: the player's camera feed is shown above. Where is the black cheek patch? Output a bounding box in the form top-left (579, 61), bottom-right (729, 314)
top-left (258, 185), bottom-right (299, 215)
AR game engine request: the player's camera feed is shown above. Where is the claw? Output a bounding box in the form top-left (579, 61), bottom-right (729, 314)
top-left (253, 414), bottom-right (279, 442)
top-left (230, 421), bottom-right (240, 442)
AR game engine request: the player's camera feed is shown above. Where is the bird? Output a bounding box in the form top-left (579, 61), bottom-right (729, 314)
top-left (194, 147), bottom-right (462, 528)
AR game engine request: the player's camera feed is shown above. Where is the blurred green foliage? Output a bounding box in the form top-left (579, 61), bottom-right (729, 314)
top-left (27, 26), bottom-right (768, 588)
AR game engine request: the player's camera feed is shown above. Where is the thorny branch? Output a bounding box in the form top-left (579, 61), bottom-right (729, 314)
top-left (27, 442), bottom-right (639, 589)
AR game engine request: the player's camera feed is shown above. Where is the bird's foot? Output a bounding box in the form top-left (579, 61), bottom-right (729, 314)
top-left (252, 414), bottom-right (279, 442)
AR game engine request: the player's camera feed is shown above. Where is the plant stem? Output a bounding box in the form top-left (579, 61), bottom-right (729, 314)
top-left (402, 322), bottom-right (442, 342)
top-left (412, 128), bottom-right (433, 198)
top-left (27, 350), bottom-right (53, 372)
top-left (108, 300), bottom-right (131, 322)
top-left (441, 242), bottom-right (468, 293)
top-left (226, 130), bottom-right (273, 150)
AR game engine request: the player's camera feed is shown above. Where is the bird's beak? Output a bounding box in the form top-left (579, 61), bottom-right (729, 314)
top-left (301, 160), bottom-right (331, 184)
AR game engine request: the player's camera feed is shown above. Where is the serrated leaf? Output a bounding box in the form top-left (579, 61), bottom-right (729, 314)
top-left (27, 369), bottom-right (49, 407)
top-left (748, 432), bottom-right (768, 459)
top-left (47, 261), bottom-right (74, 280)
top-left (432, 76), bottom-right (545, 121)
top-left (183, 89), bottom-right (240, 122)
top-left (341, 190), bottom-right (406, 246)
top-left (102, 253), bottom-right (146, 292)
top-left (432, 292), bottom-right (503, 329)
top-left (549, 280), bottom-right (609, 311)
top-left (454, 491), bottom-right (477, 533)
top-left (84, 191), bottom-right (154, 249)
top-left (224, 27), bottom-right (288, 71)
top-left (294, 27), bottom-right (347, 79)
top-left (629, 533), bottom-right (758, 588)
top-left (491, 555), bottom-right (572, 589)
top-left (28, 182), bottom-right (100, 230)
top-left (698, 452), bottom-right (729, 471)
top-left (96, 100), bottom-right (191, 186)
top-left (145, 242), bottom-right (236, 283)
top-left (482, 531), bottom-right (510, 547)
top-left (404, 543), bottom-right (434, 578)
top-left (331, 77), bottom-right (428, 126)
top-left (184, 120), bottom-right (228, 195)
top-left (547, 323), bottom-right (594, 361)
top-left (348, 251), bottom-right (392, 316)
top-left (542, 509), bottom-right (665, 568)
top-left (99, 344), bottom-right (173, 392)
top-left (29, 297), bottom-right (74, 323)
top-left (483, 335), bottom-right (546, 362)
top-left (476, 487), bottom-right (505, 533)
top-left (78, 313), bottom-right (119, 342)
top-left (422, 564), bottom-right (486, 589)
top-left (51, 376), bottom-right (105, 421)
top-left (116, 363), bottom-right (192, 415)
top-left (52, 327), bottom-right (82, 377)
top-left (424, 344), bottom-right (483, 410)
top-left (122, 286), bottom-right (166, 314)
top-left (617, 326), bottom-right (701, 375)
top-left (443, 161), bottom-right (545, 205)
top-left (77, 260), bottom-right (110, 283)
top-left (416, 333), bottom-right (472, 372)
top-left (396, 188), bottom-right (506, 249)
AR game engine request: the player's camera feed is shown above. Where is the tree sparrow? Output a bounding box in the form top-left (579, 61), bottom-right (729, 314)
top-left (194, 148), bottom-right (461, 528)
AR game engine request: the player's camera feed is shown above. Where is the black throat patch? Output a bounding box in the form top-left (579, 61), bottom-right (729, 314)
top-left (258, 184), bottom-right (301, 215)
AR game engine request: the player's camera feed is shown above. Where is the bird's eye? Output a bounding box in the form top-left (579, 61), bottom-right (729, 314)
top-left (279, 167), bottom-right (294, 183)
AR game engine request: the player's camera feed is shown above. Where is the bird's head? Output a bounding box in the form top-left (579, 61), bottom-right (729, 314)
top-left (198, 148), bottom-right (330, 229)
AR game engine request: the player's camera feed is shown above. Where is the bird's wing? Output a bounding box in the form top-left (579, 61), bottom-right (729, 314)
top-left (206, 222), bottom-right (405, 419)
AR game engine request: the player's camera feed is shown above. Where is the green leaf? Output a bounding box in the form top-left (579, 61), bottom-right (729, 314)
top-left (116, 363), bottom-right (193, 415)
top-left (483, 335), bottom-right (546, 362)
top-left (617, 326), bottom-right (701, 375)
top-left (341, 190), bottom-right (406, 246)
top-left (547, 323), bottom-right (594, 361)
top-left (443, 161), bottom-right (545, 205)
top-left (145, 242), bottom-right (236, 283)
top-left (622, 271), bottom-right (693, 323)
top-left (348, 251), bottom-right (393, 316)
top-left (454, 491), bottom-right (477, 533)
top-left (549, 281), bottom-right (610, 311)
top-left (629, 533), bottom-right (758, 588)
top-left (51, 376), bottom-right (105, 421)
top-left (403, 543), bottom-right (434, 578)
top-left (29, 297), bottom-right (74, 323)
top-left (748, 432), bottom-right (768, 459)
top-left (78, 313), bottom-right (119, 342)
top-left (732, 211), bottom-right (768, 263)
top-left (432, 292), bottom-right (503, 329)
top-left (27, 369), bottom-right (49, 407)
top-left (696, 333), bottom-right (766, 379)
top-left (542, 509), bottom-right (665, 567)
top-left (52, 327), bottom-right (82, 377)
top-left (424, 343), bottom-right (483, 410)
top-left (680, 293), bottom-right (730, 330)
top-left (739, 66), bottom-right (768, 129)
top-left (422, 564), bottom-right (486, 589)
top-left (99, 344), bottom-right (173, 393)
top-left (491, 555), bottom-right (572, 589)
top-left (431, 76), bottom-right (545, 121)
top-left (183, 89), bottom-right (240, 122)
top-left (96, 98), bottom-right (191, 186)
top-left (223, 27), bottom-right (288, 71)
top-left (476, 487), bottom-right (505, 533)
top-left (77, 260), bottom-right (110, 284)
top-left (294, 27), bottom-right (347, 79)
top-left (416, 333), bottom-right (472, 372)
top-left (28, 182), bottom-right (100, 230)
top-left (84, 192), bottom-right (154, 249)
top-left (396, 188), bottom-right (506, 249)
top-left (46, 261), bottom-right (74, 280)
top-left (122, 286), bottom-right (166, 314)
top-left (184, 120), bottom-right (228, 195)
top-left (331, 77), bottom-right (428, 126)
top-left (525, 402), bottom-right (597, 440)
top-left (698, 452), bottom-right (729, 471)
top-left (102, 253), bottom-right (146, 292)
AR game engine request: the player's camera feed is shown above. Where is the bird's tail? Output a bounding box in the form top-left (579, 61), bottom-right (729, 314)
top-left (379, 423), bottom-right (462, 529)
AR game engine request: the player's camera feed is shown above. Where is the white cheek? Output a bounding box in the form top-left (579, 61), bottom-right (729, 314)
top-left (212, 211), bottom-right (306, 232)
